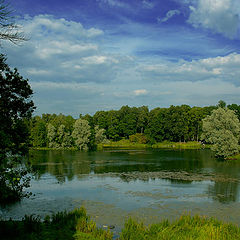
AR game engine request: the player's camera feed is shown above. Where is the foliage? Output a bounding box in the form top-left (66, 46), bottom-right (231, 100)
top-left (201, 107), bottom-right (240, 158)
top-left (120, 215), bottom-right (240, 240)
top-left (0, 54), bottom-right (35, 203)
top-left (30, 116), bottom-right (47, 147)
top-left (47, 123), bottom-right (59, 148)
top-left (94, 125), bottom-right (107, 144)
top-left (152, 141), bottom-right (204, 149)
top-left (72, 119), bottom-right (91, 151)
top-left (1, 211), bottom-right (239, 240)
top-left (101, 139), bottom-right (149, 149)
top-left (28, 102), bottom-right (240, 152)
top-left (129, 133), bottom-right (149, 144)
top-left (0, 0), bottom-right (26, 44)
top-left (0, 207), bottom-right (112, 240)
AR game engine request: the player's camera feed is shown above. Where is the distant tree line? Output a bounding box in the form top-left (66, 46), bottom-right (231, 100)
top-left (29, 102), bottom-right (240, 149)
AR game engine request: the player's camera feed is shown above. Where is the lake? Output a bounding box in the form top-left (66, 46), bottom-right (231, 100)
top-left (1, 149), bottom-right (240, 235)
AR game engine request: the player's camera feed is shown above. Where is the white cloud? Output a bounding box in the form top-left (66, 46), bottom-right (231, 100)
top-left (187, 0), bottom-right (240, 38)
top-left (133, 89), bottom-right (148, 96)
top-left (140, 53), bottom-right (240, 85)
top-left (97, 0), bottom-right (129, 8)
top-left (158, 10), bottom-right (181, 23)
top-left (23, 14), bottom-right (103, 39)
top-left (142, 0), bottom-right (154, 9)
top-left (2, 14), bottom-right (240, 115)
top-left (2, 15), bottom-right (127, 84)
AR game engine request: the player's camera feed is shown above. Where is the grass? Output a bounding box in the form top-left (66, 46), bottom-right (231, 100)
top-left (1, 210), bottom-right (240, 240)
top-left (0, 207), bottom-right (112, 240)
top-left (226, 154), bottom-right (240, 161)
top-left (31, 140), bottom-right (209, 151)
top-left (100, 140), bottom-right (207, 150)
top-left (30, 147), bottom-right (78, 151)
top-left (100, 139), bottom-right (150, 149)
top-left (152, 141), bottom-right (206, 149)
top-left (120, 215), bottom-right (240, 240)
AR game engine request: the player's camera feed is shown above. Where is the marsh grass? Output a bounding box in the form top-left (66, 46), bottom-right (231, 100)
top-left (1, 210), bottom-right (240, 240)
top-left (120, 215), bottom-right (240, 240)
top-left (101, 140), bottom-right (206, 150)
top-left (0, 207), bottom-right (112, 240)
top-left (152, 141), bottom-right (205, 149)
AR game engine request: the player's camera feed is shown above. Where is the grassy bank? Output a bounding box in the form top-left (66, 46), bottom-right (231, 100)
top-left (31, 141), bottom-right (208, 151)
top-left (99, 139), bottom-right (150, 149)
top-left (1, 209), bottom-right (239, 240)
top-left (100, 140), bottom-right (207, 150)
top-left (226, 154), bottom-right (240, 161)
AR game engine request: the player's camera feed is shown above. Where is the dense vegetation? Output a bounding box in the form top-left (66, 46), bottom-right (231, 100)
top-left (0, 54), bottom-right (35, 203)
top-left (202, 107), bottom-right (240, 158)
top-left (1, 208), bottom-right (240, 240)
top-left (29, 103), bottom-right (240, 151)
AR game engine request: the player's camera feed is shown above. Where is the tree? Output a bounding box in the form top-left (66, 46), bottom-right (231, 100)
top-left (72, 119), bottom-right (91, 150)
top-left (30, 116), bottom-right (47, 147)
top-left (201, 107), bottom-right (240, 158)
top-left (95, 125), bottom-right (107, 144)
top-left (0, 0), bottom-right (26, 44)
top-left (47, 123), bottom-right (59, 148)
top-left (0, 55), bottom-right (35, 203)
top-left (58, 124), bottom-right (72, 148)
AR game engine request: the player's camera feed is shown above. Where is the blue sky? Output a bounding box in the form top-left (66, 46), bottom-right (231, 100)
top-left (2, 0), bottom-right (240, 117)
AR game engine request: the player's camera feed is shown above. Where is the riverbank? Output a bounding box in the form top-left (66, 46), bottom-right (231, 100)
top-left (31, 141), bottom-right (208, 151)
top-left (226, 154), bottom-right (240, 160)
top-left (1, 208), bottom-right (239, 240)
top-left (99, 140), bottom-right (207, 150)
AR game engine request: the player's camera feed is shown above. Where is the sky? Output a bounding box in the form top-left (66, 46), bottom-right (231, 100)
top-left (2, 0), bottom-right (240, 117)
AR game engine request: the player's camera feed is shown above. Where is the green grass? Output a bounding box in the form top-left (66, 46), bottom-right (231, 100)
top-left (30, 147), bottom-right (78, 151)
top-left (32, 141), bottom-right (209, 151)
top-left (226, 154), bottom-right (240, 161)
top-left (0, 207), bottom-right (112, 240)
top-left (120, 215), bottom-right (240, 240)
top-left (1, 210), bottom-right (240, 240)
top-left (152, 141), bottom-right (205, 149)
top-left (100, 140), bottom-right (207, 150)
top-left (100, 139), bottom-right (150, 149)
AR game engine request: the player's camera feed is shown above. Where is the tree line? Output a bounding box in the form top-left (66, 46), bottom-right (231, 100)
top-left (29, 102), bottom-right (240, 149)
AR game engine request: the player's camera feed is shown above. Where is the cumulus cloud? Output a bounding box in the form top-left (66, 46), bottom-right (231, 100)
top-left (140, 53), bottom-right (240, 86)
top-left (158, 10), bottom-right (181, 23)
top-left (187, 0), bottom-right (240, 38)
top-left (3, 13), bottom-right (240, 115)
top-left (2, 15), bottom-right (128, 84)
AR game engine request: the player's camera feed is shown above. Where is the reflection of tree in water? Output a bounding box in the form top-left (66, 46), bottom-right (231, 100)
top-left (208, 181), bottom-right (239, 203)
top-left (169, 179), bottom-right (192, 184)
top-left (28, 150), bottom-right (91, 182)
top-left (206, 158), bottom-right (240, 203)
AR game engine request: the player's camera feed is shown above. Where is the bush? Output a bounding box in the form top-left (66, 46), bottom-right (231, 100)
top-left (129, 133), bottom-right (149, 144)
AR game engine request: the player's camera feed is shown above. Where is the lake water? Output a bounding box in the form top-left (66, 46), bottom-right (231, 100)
top-left (1, 149), bottom-right (240, 235)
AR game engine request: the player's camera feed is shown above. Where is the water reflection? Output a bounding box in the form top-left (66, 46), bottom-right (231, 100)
top-left (208, 181), bottom-right (239, 203)
top-left (28, 149), bottom-right (240, 203)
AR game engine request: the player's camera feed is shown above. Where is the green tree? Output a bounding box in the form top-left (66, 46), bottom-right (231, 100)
top-left (0, 55), bottom-right (35, 203)
top-left (201, 107), bottom-right (240, 158)
top-left (47, 123), bottom-right (59, 148)
top-left (30, 116), bottom-right (47, 147)
top-left (95, 125), bottom-right (107, 144)
top-left (58, 124), bottom-right (72, 148)
top-left (72, 119), bottom-right (91, 150)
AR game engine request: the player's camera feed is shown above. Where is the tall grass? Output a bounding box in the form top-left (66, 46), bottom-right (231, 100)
top-left (0, 207), bottom-right (112, 240)
top-left (1, 210), bottom-right (240, 240)
top-left (120, 215), bottom-right (240, 240)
